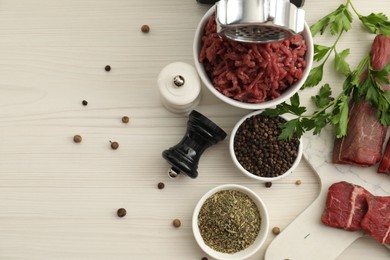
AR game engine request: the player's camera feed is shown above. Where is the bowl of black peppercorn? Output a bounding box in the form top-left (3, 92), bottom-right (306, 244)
top-left (229, 110), bottom-right (302, 182)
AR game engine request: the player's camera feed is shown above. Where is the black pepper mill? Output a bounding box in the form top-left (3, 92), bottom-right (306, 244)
top-left (162, 110), bottom-right (227, 178)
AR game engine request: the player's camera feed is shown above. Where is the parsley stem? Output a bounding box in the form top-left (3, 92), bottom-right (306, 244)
top-left (303, 92), bottom-right (341, 119)
top-left (346, 0), bottom-right (362, 18)
top-left (320, 30), bottom-right (345, 66)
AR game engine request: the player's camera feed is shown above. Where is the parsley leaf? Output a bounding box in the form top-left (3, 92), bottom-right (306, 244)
top-left (330, 5), bottom-right (353, 35)
top-left (314, 44), bottom-right (331, 62)
top-left (334, 48), bottom-right (351, 76)
top-left (359, 13), bottom-right (390, 36)
top-left (267, 1), bottom-right (390, 140)
top-left (330, 95), bottom-right (349, 138)
top-left (303, 64), bottom-right (324, 88)
top-left (278, 119), bottom-right (304, 140)
top-left (371, 61), bottom-right (390, 84)
top-left (312, 84), bottom-right (333, 108)
top-left (263, 94), bottom-right (306, 117)
top-left (311, 5), bottom-right (353, 36)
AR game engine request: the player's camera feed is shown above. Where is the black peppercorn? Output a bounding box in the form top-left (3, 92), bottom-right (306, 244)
top-left (201, 257), bottom-right (208, 260)
top-left (105, 65), bottom-right (111, 72)
top-left (233, 114), bottom-right (300, 178)
top-left (82, 100), bottom-right (88, 106)
top-left (121, 116), bottom-right (129, 124)
top-left (141, 24), bottom-right (150, 33)
top-left (110, 141), bottom-right (119, 150)
top-left (157, 182), bottom-right (165, 189)
top-left (73, 135), bottom-right (82, 143)
top-left (265, 182), bottom-right (272, 188)
top-left (117, 208), bottom-right (127, 218)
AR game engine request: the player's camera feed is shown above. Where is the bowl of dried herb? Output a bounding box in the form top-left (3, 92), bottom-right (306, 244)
top-left (229, 110), bottom-right (302, 182)
top-left (192, 184), bottom-right (269, 260)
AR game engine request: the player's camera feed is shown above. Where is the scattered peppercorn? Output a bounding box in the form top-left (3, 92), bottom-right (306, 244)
top-left (141, 24), bottom-right (150, 33)
top-left (265, 182), bottom-right (272, 188)
top-left (295, 180), bottom-right (302, 185)
top-left (272, 226), bottom-right (281, 235)
top-left (121, 116), bottom-right (129, 124)
top-left (117, 208), bottom-right (127, 218)
top-left (172, 219), bottom-right (181, 228)
top-left (82, 100), bottom-right (88, 106)
top-left (234, 114), bottom-right (300, 178)
top-left (157, 182), bottom-right (165, 189)
top-left (201, 257), bottom-right (208, 260)
top-left (105, 65), bottom-right (111, 72)
top-left (110, 141), bottom-right (119, 150)
top-left (73, 135), bottom-right (82, 143)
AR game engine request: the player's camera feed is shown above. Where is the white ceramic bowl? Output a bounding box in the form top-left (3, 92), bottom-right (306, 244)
top-left (229, 110), bottom-right (303, 182)
top-left (193, 5), bottom-right (314, 110)
top-left (192, 184), bottom-right (269, 260)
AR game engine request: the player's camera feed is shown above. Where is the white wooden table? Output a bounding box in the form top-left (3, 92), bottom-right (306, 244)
top-left (0, 0), bottom-right (389, 259)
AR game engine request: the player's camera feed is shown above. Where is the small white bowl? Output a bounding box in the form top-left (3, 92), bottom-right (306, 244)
top-left (193, 5), bottom-right (314, 110)
top-left (192, 184), bottom-right (269, 260)
top-left (229, 110), bottom-right (303, 182)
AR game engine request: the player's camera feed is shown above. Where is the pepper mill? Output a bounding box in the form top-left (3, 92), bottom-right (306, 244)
top-left (162, 110), bottom-right (227, 178)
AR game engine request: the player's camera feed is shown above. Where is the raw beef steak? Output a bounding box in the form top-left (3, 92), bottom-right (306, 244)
top-left (378, 140), bottom-right (390, 174)
top-left (375, 35), bottom-right (390, 174)
top-left (361, 196), bottom-right (390, 244)
top-left (371, 35), bottom-right (390, 91)
top-left (332, 100), bottom-right (387, 166)
top-left (321, 182), bottom-right (372, 231)
top-left (333, 35), bottom-right (390, 167)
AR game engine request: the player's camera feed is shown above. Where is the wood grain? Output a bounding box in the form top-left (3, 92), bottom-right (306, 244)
top-left (0, 0), bottom-right (388, 259)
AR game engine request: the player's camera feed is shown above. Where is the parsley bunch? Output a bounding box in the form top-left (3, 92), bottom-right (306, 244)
top-left (263, 0), bottom-right (390, 140)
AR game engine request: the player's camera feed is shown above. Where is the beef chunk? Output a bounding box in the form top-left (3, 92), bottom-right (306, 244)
top-left (333, 35), bottom-right (390, 167)
top-left (361, 196), bottom-right (390, 244)
top-left (332, 100), bottom-right (387, 166)
top-left (378, 140), bottom-right (390, 174)
top-left (371, 35), bottom-right (390, 91)
top-left (321, 182), bottom-right (372, 231)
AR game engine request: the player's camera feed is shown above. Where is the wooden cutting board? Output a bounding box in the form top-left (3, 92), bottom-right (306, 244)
top-left (265, 125), bottom-right (390, 259)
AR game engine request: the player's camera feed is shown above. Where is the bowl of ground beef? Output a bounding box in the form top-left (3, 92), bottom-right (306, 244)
top-left (229, 110), bottom-right (302, 182)
top-left (193, 6), bottom-right (313, 110)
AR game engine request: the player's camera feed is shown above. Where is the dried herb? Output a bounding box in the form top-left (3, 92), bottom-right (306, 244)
top-left (198, 190), bottom-right (261, 254)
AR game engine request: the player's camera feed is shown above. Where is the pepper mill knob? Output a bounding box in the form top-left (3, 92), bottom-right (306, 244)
top-left (162, 110), bottom-right (227, 178)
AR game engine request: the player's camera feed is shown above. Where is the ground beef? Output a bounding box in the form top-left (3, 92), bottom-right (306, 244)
top-left (199, 14), bottom-right (307, 103)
